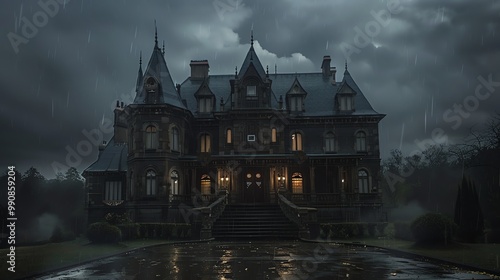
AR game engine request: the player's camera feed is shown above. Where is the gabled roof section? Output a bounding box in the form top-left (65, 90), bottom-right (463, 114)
top-left (194, 78), bottom-right (215, 98)
top-left (286, 77), bottom-right (308, 96)
top-left (238, 40), bottom-right (267, 80)
top-left (335, 67), bottom-right (378, 114)
top-left (84, 138), bottom-right (127, 173)
top-left (133, 41), bottom-right (186, 109)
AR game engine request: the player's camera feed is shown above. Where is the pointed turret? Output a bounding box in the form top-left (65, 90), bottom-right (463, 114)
top-left (133, 27), bottom-right (186, 109)
top-left (238, 31), bottom-right (266, 80)
top-left (135, 52), bottom-right (143, 93)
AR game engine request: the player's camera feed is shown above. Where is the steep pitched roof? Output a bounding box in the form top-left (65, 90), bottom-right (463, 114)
top-left (84, 138), bottom-right (127, 173)
top-left (238, 43), bottom-right (267, 80)
top-left (133, 43), bottom-right (186, 109)
top-left (181, 71), bottom-right (381, 117)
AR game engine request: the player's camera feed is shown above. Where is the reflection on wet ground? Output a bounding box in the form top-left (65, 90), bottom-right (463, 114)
top-left (37, 240), bottom-right (499, 280)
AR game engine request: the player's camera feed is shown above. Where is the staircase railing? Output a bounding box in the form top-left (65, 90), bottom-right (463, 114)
top-left (277, 189), bottom-right (318, 239)
top-left (192, 190), bottom-right (228, 239)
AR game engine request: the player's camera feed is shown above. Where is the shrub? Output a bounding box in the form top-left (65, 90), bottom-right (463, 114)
top-left (394, 222), bottom-right (414, 241)
top-left (116, 223), bottom-right (140, 240)
top-left (87, 222), bottom-right (121, 243)
top-left (411, 213), bottom-right (456, 245)
top-left (50, 226), bottom-right (76, 243)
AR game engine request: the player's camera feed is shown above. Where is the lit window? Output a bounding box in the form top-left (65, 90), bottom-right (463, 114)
top-left (356, 131), bottom-right (366, 152)
top-left (200, 133), bottom-right (211, 153)
top-left (171, 127), bottom-right (179, 151)
top-left (271, 128), bottom-right (277, 143)
top-left (170, 170), bottom-right (179, 195)
top-left (358, 169), bottom-right (370, 193)
top-left (226, 128), bottom-right (232, 144)
top-left (105, 181), bottom-right (122, 200)
top-left (145, 125), bottom-right (157, 149)
top-left (291, 132), bottom-right (303, 151)
top-left (146, 170), bottom-right (156, 196)
top-left (292, 172), bottom-right (303, 194)
top-left (325, 132), bottom-right (335, 152)
top-left (247, 85), bottom-right (256, 96)
top-left (201, 174), bottom-right (211, 195)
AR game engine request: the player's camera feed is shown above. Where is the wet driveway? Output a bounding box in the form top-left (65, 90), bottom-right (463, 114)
top-left (37, 240), bottom-right (498, 279)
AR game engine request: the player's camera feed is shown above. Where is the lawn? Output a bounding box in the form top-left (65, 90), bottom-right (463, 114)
top-left (0, 238), bottom-right (172, 280)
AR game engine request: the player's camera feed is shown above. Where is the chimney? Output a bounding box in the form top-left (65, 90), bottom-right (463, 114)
top-left (190, 60), bottom-right (209, 80)
top-left (321, 55), bottom-right (331, 78)
top-left (331, 66), bottom-right (337, 85)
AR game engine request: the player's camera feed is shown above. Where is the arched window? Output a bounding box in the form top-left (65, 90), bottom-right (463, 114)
top-left (271, 128), bottom-right (277, 143)
top-left (358, 169), bottom-right (369, 193)
top-left (105, 181), bottom-right (122, 200)
top-left (201, 174), bottom-right (211, 195)
top-left (325, 132), bottom-right (335, 152)
top-left (291, 172), bottom-right (303, 194)
top-left (200, 133), bottom-right (211, 153)
top-left (146, 170), bottom-right (156, 196)
top-left (291, 132), bottom-right (303, 151)
top-left (226, 128), bottom-right (232, 144)
top-left (170, 170), bottom-right (179, 195)
top-left (171, 127), bottom-right (179, 151)
top-left (356, 131), bottom-right (366, 152)
top-left (145, 125), bottom-right (157, 149)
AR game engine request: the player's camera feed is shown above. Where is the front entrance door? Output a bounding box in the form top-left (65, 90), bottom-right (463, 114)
top-left (242, 169), bottom-right (265, 203)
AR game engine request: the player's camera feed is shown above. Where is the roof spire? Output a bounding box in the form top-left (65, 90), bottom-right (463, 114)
top-left (345, 59), bottom-right (348, 71)
top-left (139, 51), bottom-right (142, 67)
top-left (266, 65), bottom-right (269, 77)
top-left (154, 20), bottom-right (158, 48)
top-left (162, 40), bottom-right (165, 55)
top-left (235, 66), bottom-right (238, 78)
top-left (251, 29), bottom-right (254, 47)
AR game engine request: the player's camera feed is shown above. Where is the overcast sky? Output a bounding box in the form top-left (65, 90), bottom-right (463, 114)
top-left (1, 0), bottom-right (499, 178)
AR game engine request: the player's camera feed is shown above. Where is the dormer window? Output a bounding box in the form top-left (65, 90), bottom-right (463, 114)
top-left (247, 85), bottom-right (256, 97)
top-left (339, 96), bottom-right (353, 111)
top-left (290, 96), bottom-right (303, 112)
top-left (199, 97), bottom-right (213, 113)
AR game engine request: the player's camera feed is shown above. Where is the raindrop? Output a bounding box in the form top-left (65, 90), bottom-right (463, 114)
top-left (88, 30), bottom-right (91, 43)
top-left (424, 110), bottom-right (427, 134)
top-left (101, 114), bottom-right (105, 125)
top-left (66, 91), bottom-right (70, 108)
top-left (414, 53), bottom-right (418, 66)
top-left (80, 0), bottom-right (84, 13)
top-left (431, 95), bottom-right (434, 117)
top-left (325, 41), bottom-right (329, 50)
top-left (399, 123), bottom-right (405, 150)
top-left (130, 42), bottom-right (133, 53)
top-left (18, 3), bottom-right (23, 28)
top-left (441, 8), bottom-right (444, 22)
top-left (134, 26), bottom-right (138, 39)
top-left (95, 76), bottom-right (99, 92)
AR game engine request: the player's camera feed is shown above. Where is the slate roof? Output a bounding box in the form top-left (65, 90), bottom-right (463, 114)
top-left (84, 138), bottom-right (128, 173)
top-left (133, 43), bottom-right (186, 109)
top-left (180, 67), bottom-right (381, 117)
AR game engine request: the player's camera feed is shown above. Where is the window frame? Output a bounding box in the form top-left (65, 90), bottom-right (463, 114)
top-left (291, 132), bottom-right (303, 151)
top-left (145, 125), bottom-right (157, 150)
top-left (200, 133), bottom-right (211, 153)
top-left (356, 131), bottom-right (367, 152)
top-left (146, 170), bottom-right (157, 196)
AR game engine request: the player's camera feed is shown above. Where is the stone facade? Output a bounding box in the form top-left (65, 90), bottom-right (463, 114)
top-left (83, 35), bottom-right (385, 225)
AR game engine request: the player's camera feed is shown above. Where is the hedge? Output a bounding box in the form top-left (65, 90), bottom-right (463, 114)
top-left (87, 222), bottom-right (122, 243)
top-left (410, 213), bottom-right (456, 245)
top-left (138, 223), bottom-right (191, 239)
top-left (319, 223), bottom-right (387, 239)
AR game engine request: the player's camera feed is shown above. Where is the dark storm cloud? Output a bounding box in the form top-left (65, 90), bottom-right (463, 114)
top-left (0, 0), bottom-right (499, 177)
